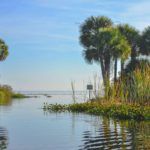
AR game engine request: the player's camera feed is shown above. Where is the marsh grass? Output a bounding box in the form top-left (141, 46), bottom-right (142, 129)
top-left (105, 64), bottom-right (150, 105)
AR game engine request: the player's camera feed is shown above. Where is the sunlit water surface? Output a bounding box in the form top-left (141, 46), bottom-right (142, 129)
top-left (0, 91), bottom-right (150, 150)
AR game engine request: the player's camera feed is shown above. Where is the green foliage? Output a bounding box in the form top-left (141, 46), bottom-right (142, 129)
top-left (0, 85), bottom-right (27, 105)
top-left (141, 26), bottom-right (150, 55)
top-left (117, 24), bottom-right (140, 59)
top-left (80, 16), bottom-right (113, 49)
top-left (43, 102), bottom-right (150, 121)
top-left (124, 59), bottom-right (150, 74)
top-left (109, 62), bottom-right (150, 104)
top-left (99, 27), bottom-right (131, 60)
top-left (0, 85), bottom-right (12, 105)
top-left (0, 39), bottom-right (9, 61)
top-left (80, 16), bottom-right (131, 87)
top-left (43, 103), bottom-right (67, 112)
top-left (12, 93), bottom-right (28, 99)
top-left (80, 16), bottom-right (113, 87)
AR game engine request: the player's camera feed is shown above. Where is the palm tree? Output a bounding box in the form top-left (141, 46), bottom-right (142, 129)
top-left (0, 39), bottom-right (9, 61)
top-left (80, 16), bottom-right (113, 87)
top-left (99, 27), bottom-right (131, 83)
top-left (117, 24), bottom-right (140, 75)
top-left (80, 17), bottom-right (131, 90)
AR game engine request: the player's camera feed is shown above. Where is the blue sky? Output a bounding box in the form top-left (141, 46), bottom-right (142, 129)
top-left (0, 0), bottom-right (150, 91)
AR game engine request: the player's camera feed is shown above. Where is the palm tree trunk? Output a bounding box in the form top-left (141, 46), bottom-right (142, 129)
top-left (131, 48), bottom-right (137, 63)
top-left (114, 58), bottom-right (117, 83)
top-left (100, 59), bottom-right (106, 86)
top-left (100, 55), bottom-right (111, 98)
top-left (104, 56), bottom-right (110, 87)
top-left (121, 59), bottom-right (124, 77)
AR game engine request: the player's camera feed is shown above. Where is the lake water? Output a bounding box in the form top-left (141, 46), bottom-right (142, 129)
top-left (0, 91), bottom-right (150, 150)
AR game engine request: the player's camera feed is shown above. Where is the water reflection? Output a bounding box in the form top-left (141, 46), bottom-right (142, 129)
top-left (1, 93), bottom-right (150, 150)
top-left (0, 127), bottom-right (8, 150)
top-left (0, 98), bottom-right (12, 106)
top-left (79, 118), bottom-right (150, 150)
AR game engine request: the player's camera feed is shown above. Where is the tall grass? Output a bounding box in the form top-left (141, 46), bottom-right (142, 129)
top-left (107, 63), bottom-right (150, 105)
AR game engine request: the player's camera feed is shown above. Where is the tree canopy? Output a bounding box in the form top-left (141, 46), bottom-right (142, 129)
top-left (0, 39), bottom-right (9, 61)
top-left (117, 24), bottom-right (140, 61)
top-left (80, 16), bottom-right (131, 87)
top-left (80, 15), bottom-right (150, 91)
top-left (141, 26), bottom-right (150, 55)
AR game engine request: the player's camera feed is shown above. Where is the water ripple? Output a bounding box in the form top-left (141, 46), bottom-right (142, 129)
top-left (79, 119), bottom-right (150, 150)
top-left (0, 127), bottom-right (8, 150)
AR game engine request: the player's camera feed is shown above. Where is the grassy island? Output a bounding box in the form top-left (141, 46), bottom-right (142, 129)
top-left (12, 93), bottom-right (28, 99)
top-left (43, 61), bottom-right (150, 121)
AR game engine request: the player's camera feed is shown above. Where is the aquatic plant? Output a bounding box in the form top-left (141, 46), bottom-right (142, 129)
top-left (43, 102), bottom-right (150, 121)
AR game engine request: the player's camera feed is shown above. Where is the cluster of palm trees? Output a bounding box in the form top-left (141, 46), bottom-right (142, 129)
top-left (79, 16), bottom-right (150, 89)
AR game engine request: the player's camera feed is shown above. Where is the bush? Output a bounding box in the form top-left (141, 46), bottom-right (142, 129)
top-left (0, 85), bottom-right (12, 105)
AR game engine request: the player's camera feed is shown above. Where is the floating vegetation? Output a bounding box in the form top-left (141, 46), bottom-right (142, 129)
top-left (43, 102), bottom-right (150, 121)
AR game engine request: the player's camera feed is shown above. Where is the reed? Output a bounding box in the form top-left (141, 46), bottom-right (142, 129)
top-left (106, 63), bottom-right (150, 105)
top-left (71, 81), bottom-right (76, 103)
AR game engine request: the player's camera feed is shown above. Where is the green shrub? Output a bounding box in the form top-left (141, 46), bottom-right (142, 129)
top-left (0, 85), bottom-right (12, 105)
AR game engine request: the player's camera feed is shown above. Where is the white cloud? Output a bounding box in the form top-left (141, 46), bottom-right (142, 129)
top-left (120, 0), bottom-right (150, 30)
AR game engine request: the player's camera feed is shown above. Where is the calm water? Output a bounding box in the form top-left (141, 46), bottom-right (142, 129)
top-left (0, 91), bottom-right (150, 150)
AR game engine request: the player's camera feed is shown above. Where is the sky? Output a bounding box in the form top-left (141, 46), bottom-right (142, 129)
top-left (0, 0), bottom-right (150, 91)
